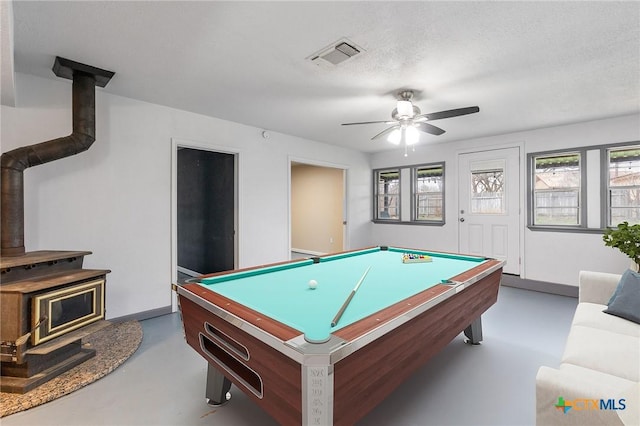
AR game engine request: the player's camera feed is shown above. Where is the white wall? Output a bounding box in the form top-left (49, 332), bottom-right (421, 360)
top-left (0, 0), bottom-right (15, 106)
top-left (3, 72), bottom-right (637, 317)
top-left (370, 114), bottom-right (640, 286)
top-left (1, 73), bottom-right (372, 319)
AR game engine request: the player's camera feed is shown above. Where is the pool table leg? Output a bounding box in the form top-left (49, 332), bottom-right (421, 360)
top-left (463, 317), bottom-right (483, 345)
top-left (205, 363), bottom-right (232, 406)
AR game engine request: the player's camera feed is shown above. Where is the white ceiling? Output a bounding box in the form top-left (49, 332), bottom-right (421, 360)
top-left (5, 1), bottom-right (640, 153)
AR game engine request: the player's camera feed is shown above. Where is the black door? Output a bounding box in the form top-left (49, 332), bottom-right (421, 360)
top-left (177, 148), bottom-right (235, 274)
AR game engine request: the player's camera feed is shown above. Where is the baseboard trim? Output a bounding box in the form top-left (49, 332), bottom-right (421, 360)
top-left (177, 266), bottom-right (201, 277)
top-left (501, 274), bottom-right (578, 298)
top-left (291, 248), bottom-right (327, 256)
top-left (109, 306), bottom-right (173, 323)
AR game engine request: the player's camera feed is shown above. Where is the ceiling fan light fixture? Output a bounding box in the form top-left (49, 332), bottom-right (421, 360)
top-left (405, 126), bottom-right (419, 145)
top-left (396, 100), bottom-right (414, 118)
top-left (387, 129), bottom-right (401, 145)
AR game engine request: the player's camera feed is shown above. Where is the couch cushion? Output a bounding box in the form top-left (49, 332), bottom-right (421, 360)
top-left (558, 365), bottom-right (640, 426)
top-left (559, 364), bottom-right (636, 390)
top-left (561, 325), bottom-right (639, 381)
top-left (573, 303), bottom-right (640, 337)
top-left (617, 382), bottom-right (640, 426)
top-left (580, 271), bottom-right (624, 305)
top-left (604, 271), bottom-right (640, 325)
top-left (536, 366), bottom-right (628, 426)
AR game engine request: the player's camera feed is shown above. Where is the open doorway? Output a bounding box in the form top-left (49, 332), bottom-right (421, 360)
top-left (290, 161), bottom-right (346, 258)
top-left (171, 139), bottom-right (238, 310)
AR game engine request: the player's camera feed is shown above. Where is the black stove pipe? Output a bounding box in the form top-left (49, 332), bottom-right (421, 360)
top-left (0, 57), bottom-right (114, 257)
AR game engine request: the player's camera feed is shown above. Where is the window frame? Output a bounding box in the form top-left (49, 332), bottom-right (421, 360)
top-left (372, 162), bottom-right (446, 226)
top-left (527, 148), bottom-right (588, 231)
top-left (528, 141), bottom-right (640, 233)
top-left (373, 168), bottom-right (401, 222)
top-left (411, 162), bottom-right (445, 224)
top-left (601, 141), bottom-right (640, 228)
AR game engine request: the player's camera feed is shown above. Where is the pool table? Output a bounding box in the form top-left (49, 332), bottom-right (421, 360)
top-left (176, 246), bottom-right (503, 426)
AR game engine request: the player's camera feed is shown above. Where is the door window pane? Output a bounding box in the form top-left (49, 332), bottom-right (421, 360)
top-left (608, 146), bottom-right (640, 226)
top-left (471, 170), bottom-right (505, 214)
top-left (533, 153), bottom-right (581, 226)
top-left (375, 170), bottom-right (400, 220)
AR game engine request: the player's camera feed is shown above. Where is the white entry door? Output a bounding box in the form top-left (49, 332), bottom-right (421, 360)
top-left (458, 147), bottom-right (520, 275)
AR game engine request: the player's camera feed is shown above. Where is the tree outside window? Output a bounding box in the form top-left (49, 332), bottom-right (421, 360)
top-left (471, 170), bottom-right (505, 214)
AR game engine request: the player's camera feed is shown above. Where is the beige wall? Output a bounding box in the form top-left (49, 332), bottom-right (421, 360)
top-left (291, 164), bottom-right (344, 254)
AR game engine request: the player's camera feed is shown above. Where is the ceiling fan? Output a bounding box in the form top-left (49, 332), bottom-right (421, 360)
top-left (341, 90), bottom-right (479, 145)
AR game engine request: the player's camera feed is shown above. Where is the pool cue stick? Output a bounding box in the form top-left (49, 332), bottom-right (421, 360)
top-left (15, 315), bottom-right (47, 346)
top-left (331, 266), bottom-right (372, 327)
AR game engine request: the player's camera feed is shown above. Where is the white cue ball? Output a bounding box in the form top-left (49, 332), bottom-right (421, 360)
top-left (308, 279), bottom-right (318, 290)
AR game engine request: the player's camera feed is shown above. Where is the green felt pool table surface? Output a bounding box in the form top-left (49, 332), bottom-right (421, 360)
top-left (197, 246), bottom-right (487, 342)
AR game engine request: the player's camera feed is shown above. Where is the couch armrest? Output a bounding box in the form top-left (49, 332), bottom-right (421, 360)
top-left (536, 366), bottom-right (626, 426)
top-left (578, 271), bottom-right (621, 305)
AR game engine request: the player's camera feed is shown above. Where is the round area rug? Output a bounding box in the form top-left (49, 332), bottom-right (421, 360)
top-left (0, 320), bottom-right (143, 418)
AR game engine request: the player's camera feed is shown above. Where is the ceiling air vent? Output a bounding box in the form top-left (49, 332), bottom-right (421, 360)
top-left (307, 38), bottom-right (364, 67)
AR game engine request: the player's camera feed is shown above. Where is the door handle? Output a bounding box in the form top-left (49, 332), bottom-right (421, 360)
top-left (459, 218), bottom-right (465, 222)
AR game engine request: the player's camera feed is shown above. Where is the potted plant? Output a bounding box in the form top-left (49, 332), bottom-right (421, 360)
top-left (603, 221), bottom-right (640, 271)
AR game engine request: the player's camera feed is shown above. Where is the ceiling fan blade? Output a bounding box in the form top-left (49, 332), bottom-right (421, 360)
top-left (341, 120), bottom-right (396, 126)
top-left (371, 125), bottom-right (400, 140)
top-left (418, 106), bottom-right (480, 121)
top-left (415, 122), bottom-right (446, 136)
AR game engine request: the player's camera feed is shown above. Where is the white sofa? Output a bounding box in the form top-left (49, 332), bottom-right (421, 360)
top-left (536, 271), bottom-right (639, 426)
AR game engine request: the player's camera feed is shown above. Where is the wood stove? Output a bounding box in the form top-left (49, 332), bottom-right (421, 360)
top-left (0, 251), bottom-right (110, 393)
top-left (0, 57), bottom-right (115, 394)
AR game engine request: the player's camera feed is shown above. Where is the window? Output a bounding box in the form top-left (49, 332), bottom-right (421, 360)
top-left (373, 163), bottom-right (446, 225)
top-left (531, 152), bottom-right (582, 226)
top-left (529, 142), bottom-right (639, 232)
top-left (374, 169), bottom-right (400, 220)
top-left (412, 163), bottom-right (444, 222)
top-left (471, 168), bottom-right (505, 214)
top-left (607, 145), bottom-right (640, 226)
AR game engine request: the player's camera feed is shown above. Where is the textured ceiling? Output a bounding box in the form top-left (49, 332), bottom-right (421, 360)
top-left (5, 1), bottom-right (640, 152)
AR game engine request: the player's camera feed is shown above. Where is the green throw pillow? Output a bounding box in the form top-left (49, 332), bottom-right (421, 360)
top-left (604, 271), bottom-right (640, 324)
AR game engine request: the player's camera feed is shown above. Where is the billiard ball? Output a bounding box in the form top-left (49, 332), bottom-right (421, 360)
top-left (308, 279), bottom-right (318, 290)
